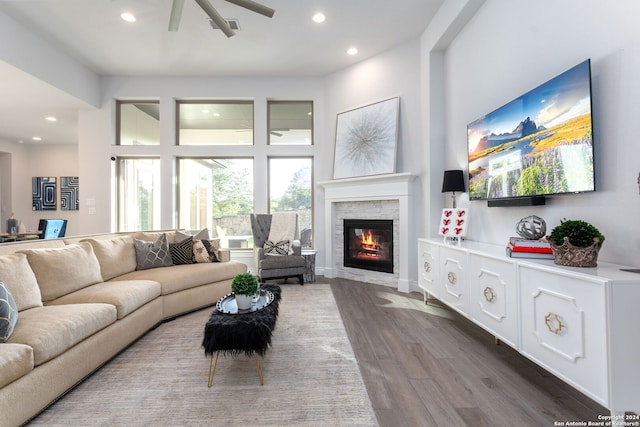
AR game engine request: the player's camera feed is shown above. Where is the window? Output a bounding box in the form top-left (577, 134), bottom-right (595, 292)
top-left (268, 101), bottom-right (313, 145)
top-left (116, 101), bottom-right (160, 145)
top-left (177, 101), bottom-right (254, 145)
top-left (268, 157), bottom-right (313, 248)
top-left (117, 158), bottom-right (161, 231)
top-left (178, 158), bottom-right (254, 248)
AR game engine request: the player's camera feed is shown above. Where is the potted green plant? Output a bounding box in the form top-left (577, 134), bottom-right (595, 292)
top-left (231, 273), bottom-right (259, 310)
top-left (547, 219), bottom-right (605, 267)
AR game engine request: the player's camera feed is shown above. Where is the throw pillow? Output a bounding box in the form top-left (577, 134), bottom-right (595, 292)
top-left (169, 236), bottom-right (194, 265)
top-left (175, 228), bottom-right (210, 242)
top-left (0, 280), bottom-right (18, 343)
top-left (134, 234), bottom-right (173, 271)
top-left (193, 239), bottom-right (221, 263)
top-left (263, 240), bottom-right (290, 256)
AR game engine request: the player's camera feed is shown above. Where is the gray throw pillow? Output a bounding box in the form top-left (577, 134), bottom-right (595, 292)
top-left (0, 280), bottom-right (18, 343)
top-left (134, 234), bottom-right (173, 271)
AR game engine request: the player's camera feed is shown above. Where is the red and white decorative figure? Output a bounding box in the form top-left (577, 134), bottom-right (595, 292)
top-left (439, 208), bottom-right (469, 244)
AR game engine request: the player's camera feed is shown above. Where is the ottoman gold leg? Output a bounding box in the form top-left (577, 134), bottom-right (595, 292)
top-left (208, 353), bottom-right (220, 388)
top-left (256, 355), bottom-right (264, 386)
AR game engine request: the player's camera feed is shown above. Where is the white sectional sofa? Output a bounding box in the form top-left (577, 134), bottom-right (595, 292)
top-left (0, 230), bottom-right (247, 426)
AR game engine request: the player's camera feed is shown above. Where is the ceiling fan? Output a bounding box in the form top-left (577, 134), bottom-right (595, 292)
top-left (168, 0), bottom-right (275, 38)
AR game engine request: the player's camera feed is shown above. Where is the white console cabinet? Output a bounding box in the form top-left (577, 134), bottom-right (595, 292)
top-left (417, 238), bottom-right (640, 415)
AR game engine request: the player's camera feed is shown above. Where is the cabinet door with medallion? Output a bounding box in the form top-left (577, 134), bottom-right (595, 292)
top-left (418, 239), bottom-right (439, 301)
top-left (438, 246), bottom-right (469, 317)
top-left (519, 264), bottom-right (608, 406)
top-left (469, 253), bottom-right (518, 348)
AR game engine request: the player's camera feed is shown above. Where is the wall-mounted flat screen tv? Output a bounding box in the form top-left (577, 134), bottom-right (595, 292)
top-left (468, 59), bottom-right (594, 202)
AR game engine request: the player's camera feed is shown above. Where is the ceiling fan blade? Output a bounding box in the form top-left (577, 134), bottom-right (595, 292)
top-left (194, 0), bottom-right (236, 37)
top-left (168, 0), bottom-right (185, 31)
top-left (224, 0), bottom-right (275, 18)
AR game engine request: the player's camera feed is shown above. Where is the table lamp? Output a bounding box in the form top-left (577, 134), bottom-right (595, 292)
top-left (442, 170), bottom-right (466, 209)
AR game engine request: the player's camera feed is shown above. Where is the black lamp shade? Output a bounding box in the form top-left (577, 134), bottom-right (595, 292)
top-left (442, 170), bottom-right (465, 193)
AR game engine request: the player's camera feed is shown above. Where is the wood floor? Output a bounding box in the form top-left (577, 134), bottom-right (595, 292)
top-left (327, 277), bottom-right (608, 427)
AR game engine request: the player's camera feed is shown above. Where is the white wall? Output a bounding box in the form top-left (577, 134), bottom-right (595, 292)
top-left (322, 39), bottom-right (424, 279)
top-left (0, 141), bottom-right (78, 235)
top-left (433, 0), bottom-right (640, 266)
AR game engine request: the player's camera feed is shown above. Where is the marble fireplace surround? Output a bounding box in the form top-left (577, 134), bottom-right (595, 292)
top-left (319, 173), bottom-right (417, 293)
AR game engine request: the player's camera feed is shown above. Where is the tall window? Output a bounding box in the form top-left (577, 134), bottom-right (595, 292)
top-left (116, 101), bottom-right (160, 145)
top-left (268, 101), bottom-right (313, 145)
top-left (177, 100), bottom-right (254, 145)
top-left (178, 158), bottom-right (254, 248)
top-left (268, 157), bottom-right (313, 248)
top-left (117, 158), bottom-right (161, 231)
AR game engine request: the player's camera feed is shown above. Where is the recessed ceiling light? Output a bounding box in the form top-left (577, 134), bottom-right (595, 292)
top-left (347, 47), bottom-right (358, 56)
top-left (213, 112), bottom-right (220, 117)
top-left (32, 136), bottom-right (42, 141)
top-left (45, 116), bottom-right (57, 122)
top-left (308, 112), bottom-right (312, 116)
top-left (312, 12), bottom-right (326, 23)
top-left (121, 12), bottom-right (136, 23)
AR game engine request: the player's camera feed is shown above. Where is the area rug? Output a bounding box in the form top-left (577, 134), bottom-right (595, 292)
top-left (28, 284), bottom-right (378, 426)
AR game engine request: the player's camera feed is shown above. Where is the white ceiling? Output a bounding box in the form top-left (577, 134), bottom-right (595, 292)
top-left (0, 0), bottom-right (443, 145)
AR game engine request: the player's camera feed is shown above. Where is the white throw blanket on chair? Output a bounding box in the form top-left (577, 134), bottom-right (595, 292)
top-left (268, 212), bottom-right (297, 254)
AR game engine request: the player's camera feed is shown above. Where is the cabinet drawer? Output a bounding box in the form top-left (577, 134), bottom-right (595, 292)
top-left (519, 265), bottom-right (608, 405)
top-left (439, 246), bottom-right (469, 316)
top-left (418, 240), bottom-right (439, 298)
top-left (469, 254), bottom-right (518, 347)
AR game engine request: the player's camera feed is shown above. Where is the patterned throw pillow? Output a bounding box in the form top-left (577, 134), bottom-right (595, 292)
top-left (0, 280), bottom-right (18, 343)
top-left (133, 234), bottom-right (173, 271)
top-left (193, 239), bottom-right (221, 263)
top-left (169, 236), bottom-right (194, 265)
top-left (263, 240), bottom-right (290, 256)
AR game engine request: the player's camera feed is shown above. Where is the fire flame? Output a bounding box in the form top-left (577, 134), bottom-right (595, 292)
top-left (360, 230), bottom-right (377, 245)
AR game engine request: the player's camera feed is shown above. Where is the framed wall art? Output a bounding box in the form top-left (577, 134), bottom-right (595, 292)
top-left (333, 97), bottom-right (399, 179)
top-left (32, 177), bottom-right (57, 211)
top-left (60, 176), bottom-right (79, 211)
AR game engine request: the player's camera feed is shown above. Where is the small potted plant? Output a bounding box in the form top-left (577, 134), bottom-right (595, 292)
top-left (547, 219), bottom-right (605, 267)
top-left (231, 273), bottom-right (259, 310)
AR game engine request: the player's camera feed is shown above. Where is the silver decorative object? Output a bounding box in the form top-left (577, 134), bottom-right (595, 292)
top-left (515, 215), bottom-right (546, 240)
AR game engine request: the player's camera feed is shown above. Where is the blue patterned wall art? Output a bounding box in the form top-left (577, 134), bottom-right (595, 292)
top-left (60, 176), bottom-right (79, 211)
top-left (32, 177), bottom-right (57, 211)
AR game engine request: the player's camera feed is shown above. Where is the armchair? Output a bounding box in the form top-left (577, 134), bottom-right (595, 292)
top-left (250, 213), bottom-right (305, 285)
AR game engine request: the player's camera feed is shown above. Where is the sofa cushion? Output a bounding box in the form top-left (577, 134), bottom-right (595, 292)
top-left (0, 343), bottom-right (33, 388)
top-left (134, 234), bottom-right (173, 271)
top-left (7, 303), bottom-right (116, 366)
top-left (0, 280), bottom-right (18, 342)
top-left (20, 242), bottom-right (103, 303)
top-left (0, 253), bottom-right (42, 311)
top-left (82, 236), bottom-right (137, 281)
top-left (46, 280), bottom-right (161, 319)
top-left (113, 262), bottom-right (247, 295)
top-left (169, 236), bottom-right (194, 265)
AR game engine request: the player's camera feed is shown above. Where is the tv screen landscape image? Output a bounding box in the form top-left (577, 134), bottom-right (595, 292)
top-left (468, 59), bottom-right (595, 201)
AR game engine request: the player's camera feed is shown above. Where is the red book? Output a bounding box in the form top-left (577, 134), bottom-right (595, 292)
top-left (507, 243), bottom-right (553, 254)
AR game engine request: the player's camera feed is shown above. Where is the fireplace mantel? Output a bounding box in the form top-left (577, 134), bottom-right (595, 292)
top-left (319, 173), bottom-right (417, 292)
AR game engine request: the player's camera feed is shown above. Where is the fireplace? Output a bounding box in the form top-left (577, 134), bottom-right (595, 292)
top-left (343, 219), bottom-right (393, 273)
